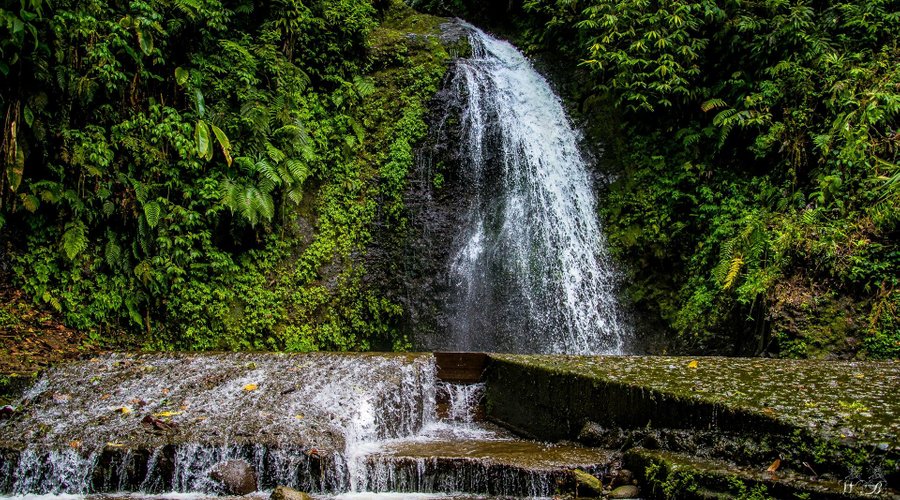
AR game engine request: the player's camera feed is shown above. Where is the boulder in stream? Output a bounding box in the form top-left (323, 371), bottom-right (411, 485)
top-left (572, 468), bottom-right (603, 496)
top-left (609, 484), bottom-right (640, 498)
top-left (209, 459), bottom-right (257, 495)
top-left (271, 485), bottom-right (312, 500)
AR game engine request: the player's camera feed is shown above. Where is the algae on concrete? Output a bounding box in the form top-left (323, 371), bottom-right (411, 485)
top-left (484, 354), bottom-right (899, 491)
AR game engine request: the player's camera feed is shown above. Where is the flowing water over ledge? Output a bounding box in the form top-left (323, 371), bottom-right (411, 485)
top-left (0, 353), bottom-right (613, 498)
top-left (409, 23), bottom-right (629, 355)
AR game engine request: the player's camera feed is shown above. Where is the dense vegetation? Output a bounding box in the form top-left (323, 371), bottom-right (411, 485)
top-left (417, 0), bottom-right (899, 358)
top-left (2, 0), bottom-right (897, 359)
top-left (0, 0), bottom-right (450, 351)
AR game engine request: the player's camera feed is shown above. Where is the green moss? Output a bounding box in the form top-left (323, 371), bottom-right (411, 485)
top-left (629, 448), bottom-right (857, 500)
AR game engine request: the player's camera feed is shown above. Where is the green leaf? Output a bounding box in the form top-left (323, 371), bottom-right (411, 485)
top-left (7, 140), bottom-right (24, 193)
top-left (143, 200), bottom-right (161, 229)
top-left (125, 298), bottom-right (143, 327)
top-left (210, 123), bottom-right (232, 166)
top-left (136, 27), bottom-right (154, 56)
top-left (194, 89), bottom-right (205, 117)
top-left (21, 193), bottom-right (39, 212)
top-left (23, 106), bottom-right (34, 127)
top-left (175, 67), bottom-right (189, 86)
top-left (195, 120), bottom-right (210, 158)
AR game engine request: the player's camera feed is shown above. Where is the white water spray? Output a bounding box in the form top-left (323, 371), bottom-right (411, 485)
top-left (444, 24), bottom-right (628, 354)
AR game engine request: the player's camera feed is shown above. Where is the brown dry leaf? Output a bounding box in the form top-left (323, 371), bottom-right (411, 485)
top-left (243, 383), bottom-right (258, 392)
top-left (686, 360), bottom-right (699, 369)
top-left (69, 440), bottom-right (81, 449)
top-left (767, 458), bottom-right (781, 473)
top-left (162, 388), bottom-right (170, 395)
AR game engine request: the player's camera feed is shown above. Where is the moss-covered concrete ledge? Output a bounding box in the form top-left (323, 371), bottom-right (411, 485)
top-left (484, 355), bottom-right (898, 484)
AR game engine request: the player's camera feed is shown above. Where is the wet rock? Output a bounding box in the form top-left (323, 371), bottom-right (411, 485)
top-left (609, 484), bottom-right (640, 498)
top-left (609, 468), bottom-right (634, 488)
top-left (578, 421), bottom-right (605, 444)
top-left (270, 485), bottom-right (312, 500)
top-left (572, 468), bottom-right (603, 496)
top-left (210, 459), bottom-right (257, 495)
top-left (0, 405), bottom-right (14, 419)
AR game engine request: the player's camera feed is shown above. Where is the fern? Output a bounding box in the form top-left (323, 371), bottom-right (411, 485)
top-left (722, 255), bottom-right (744, 290)
top-left (701, 98), bottom-right (726, 112)
top-left (61, 221), bottom-right (88, 260)
top-left (105, 237), bottom-right (121, 268)
top-left (144, 200), bottom-right (161, 229)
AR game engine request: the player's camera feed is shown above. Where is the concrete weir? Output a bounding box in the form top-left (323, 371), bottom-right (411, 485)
top-left (481, 354), bottom-right (899, 498)
top-left (0, 352), bottom-right (897, 498)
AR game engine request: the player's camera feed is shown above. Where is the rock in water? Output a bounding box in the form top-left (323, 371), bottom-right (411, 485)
top-left (210, 459), bottom-right (257, 495)
top-left (609, 484), bottom-right (641, 498)
top-left (271, 485), bottom-right (312, 500)
top-left (610, 468), bottom-right (634, 488)
top-left (572, 468), bottom-right (603, 496)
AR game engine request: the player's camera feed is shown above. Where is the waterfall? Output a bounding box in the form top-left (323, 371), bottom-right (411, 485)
top-left (428, 23), bottom-right (629, 354)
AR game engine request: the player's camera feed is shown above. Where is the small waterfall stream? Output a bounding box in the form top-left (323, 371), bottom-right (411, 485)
top-left (417, 23), bottom-right (629, 354)
top-left (0, 353), bottom-right (612, 498)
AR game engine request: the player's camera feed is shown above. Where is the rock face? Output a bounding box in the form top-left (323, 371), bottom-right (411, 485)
top-left (210, 459), bottom-right (257, 495)
top-left (271, 485), bottom-right (312, 500)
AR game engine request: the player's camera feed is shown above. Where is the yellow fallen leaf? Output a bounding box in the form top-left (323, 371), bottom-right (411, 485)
top-left (294, 414), bottom-right (304, 419)
top-left (106, 442), bottom-right (125, 448)
top-left (854, 373), bottom-right (865, 379)
top-left (766, 458), bottom-right (781, 473)
top-left (243, 383), bottom-right (258, 391)
top-left (153, 411), bottom-right (183, 418)
top-left (687, 360), bottom-right (699, 369)
top-left (117, 406), bottom-right (132, 414)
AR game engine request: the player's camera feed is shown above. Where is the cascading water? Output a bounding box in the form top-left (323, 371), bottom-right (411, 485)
top-left (0, 353), bottom-right (438, 496)
top-left (0, 353), bottom-right (612, 498)
top-left (416, 23), bottom-right (629, 355)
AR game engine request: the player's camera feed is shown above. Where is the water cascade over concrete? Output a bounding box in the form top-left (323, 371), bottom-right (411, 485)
top-left (0, 353), bottom-right (613, 498)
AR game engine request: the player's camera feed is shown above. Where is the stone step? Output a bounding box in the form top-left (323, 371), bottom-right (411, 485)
top-left (358, 437), bottom-right (617, 497)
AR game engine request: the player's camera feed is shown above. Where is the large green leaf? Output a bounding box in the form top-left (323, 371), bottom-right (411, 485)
top-left (136, 27), bottom-right (154, 56)
top-left (175, 67), bottom-right (189, 86)
top-left (210, 123), bottom-right (232, 166)
top-left (195, 120), bottom-right (210, 158)
top-left (6, 139), bottom-right (24, 193)
top-left (194, 89), bottom-right (205, 117)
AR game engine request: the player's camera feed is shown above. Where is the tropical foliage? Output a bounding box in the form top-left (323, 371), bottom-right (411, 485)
top-left (520, 0), bottom-right (900, 357)
top-left (0, 0), bottom-right (449, 350)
